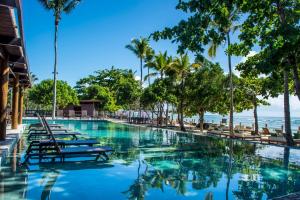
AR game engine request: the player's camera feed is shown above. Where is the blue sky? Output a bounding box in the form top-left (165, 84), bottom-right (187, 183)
top-left (22, 0), bottom-right (300, 117)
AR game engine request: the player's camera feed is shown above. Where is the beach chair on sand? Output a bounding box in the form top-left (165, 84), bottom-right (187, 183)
top-left (24, 117), bottom-right (113, 163)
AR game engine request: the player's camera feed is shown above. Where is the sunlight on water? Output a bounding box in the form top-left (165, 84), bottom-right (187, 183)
top-left (0, 119), bottom-right (299, 200)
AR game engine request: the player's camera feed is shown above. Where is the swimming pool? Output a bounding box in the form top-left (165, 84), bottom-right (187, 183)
top-left (1, 119), bottom-right (300, 199)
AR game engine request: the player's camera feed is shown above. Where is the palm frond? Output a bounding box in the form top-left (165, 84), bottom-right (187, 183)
top-left (144, 72), bottom-right (158, 81)
top-left (208, 42), bottom-right (217, 58)
top-left (63, 0), bottom-right (81, 13)
top-left (37, 0), bottom-right (52, 9)
top-left (125, 44), bottom-right (139, 56)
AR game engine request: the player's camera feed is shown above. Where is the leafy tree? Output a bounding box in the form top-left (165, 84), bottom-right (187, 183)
top-left (28, 79), bottom-right (78, 109)
top-left (185, 60), bottom-right (227, 132)
top-left (170, 54), bottom-right (199, 131)
top-left (235, 76), bottom-right (270, 135)
top-left (236, 49), bottom-right (295, 144)
top-left (75, 67), bottom-right (141, 110)
top-left (229, 0), bottom-right (300, 145)
top-left (82, 85), bottom-right (120, 112)
top-left (37, 0), bottom-right (82, 119)
top-left (141, 78), bottom-right (176, 126)
top-left (153, 0), bottom-right (242, 135)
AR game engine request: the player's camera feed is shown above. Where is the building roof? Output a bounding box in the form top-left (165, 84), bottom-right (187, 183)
top-left (80, 100), bottom-right (101, 103)
top-left (0, 0), bottom-right (30, 87)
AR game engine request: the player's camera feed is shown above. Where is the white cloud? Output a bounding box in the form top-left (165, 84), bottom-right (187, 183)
top-left (234, 51), bottom-right (258, 77)
top-left (240, 51), bottom-right (257, 63)
top-left (237, 95), bottom-right (300, 117)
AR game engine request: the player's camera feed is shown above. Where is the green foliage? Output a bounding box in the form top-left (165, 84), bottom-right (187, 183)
top-left (82, 85), bottom-right (121, 112)
top-left (28, 79), bottom-right (79, 109)
top-left (185, 60), bottom-right (227, 116)
top-left (75, 67), bottom-right (141, 111)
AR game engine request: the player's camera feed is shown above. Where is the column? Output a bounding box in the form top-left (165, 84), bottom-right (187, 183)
top-left (12, 74), bottom-right (19, 129)
top-left (0, 57), bottom-right (9, 140)
top-left (18, 86), bottom-right (24, 124)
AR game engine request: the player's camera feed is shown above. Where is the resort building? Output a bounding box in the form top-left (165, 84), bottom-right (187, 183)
top-left (0, 1), bottom-right (30, 140)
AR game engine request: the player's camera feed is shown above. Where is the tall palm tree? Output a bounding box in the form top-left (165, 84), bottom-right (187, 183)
top-left (144, 48), bottom-right (155, 85)
top-left (37, 0), bottom-right (81, 119)
top-left (145, 51), bottom-right (173, 126)
top-left (126, 37), bottom-right (152, 86)
top-left (207, 6), bottom-right (240, 136)
top-left (171, 54), bottom-right (199, 131)
top-left (126, 37), bottom-right (152, 117)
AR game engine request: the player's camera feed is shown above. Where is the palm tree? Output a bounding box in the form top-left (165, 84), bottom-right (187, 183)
top-left (125, 37), bottom-right (152, 86)
top-left (171, 54), bottom-right (199, 131)
top-left (29, 72), bottom-right (38, 85)
top-left (37, 0), bottom-right (81, 119)
top-left (145, 51), bottom-right (172, 80)
top-left (144, 48), bottom-right (155, 85)
top-left (126, 37), bottom-right (152, 117)
top-left (145, 51), bottom-right (173, 126)
top-left (207, 6), bottom-right (240, 136)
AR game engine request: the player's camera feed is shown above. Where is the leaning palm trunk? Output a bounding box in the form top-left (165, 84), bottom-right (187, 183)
top-left (52, 19), bottom-right (59, 119)
top-left (227, 32), bottom-right (234, 136)
top-left (283, 68), bottom-right (294, 146)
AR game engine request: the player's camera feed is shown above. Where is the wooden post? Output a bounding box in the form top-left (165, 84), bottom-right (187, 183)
top-left (12, 74), bottom-right (19, 129)
top-left (0, 57), bottom-right (9, 140)
top-left (18, 86), bottom-right (24, 124)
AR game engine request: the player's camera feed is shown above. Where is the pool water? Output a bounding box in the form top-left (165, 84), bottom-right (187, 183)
top-left (1, 120), bottom-right (300, 200)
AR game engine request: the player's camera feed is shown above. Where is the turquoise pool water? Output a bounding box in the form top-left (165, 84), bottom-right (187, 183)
top-left (1, 119), bottom-right (300, 200)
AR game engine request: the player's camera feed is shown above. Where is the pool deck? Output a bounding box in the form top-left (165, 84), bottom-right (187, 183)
top-left (0, 124), bottom-right (26, 166)
top-left (271, 192), bottom-right (300, 200)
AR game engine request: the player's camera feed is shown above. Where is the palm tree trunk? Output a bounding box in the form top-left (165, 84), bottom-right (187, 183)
top-left (283, 68), bottom-right (294, 146)
top-left (148, 66), bottom-right (150, 85)
top-left (166, 103), bottom-right (169, 127)
top-left (52, 19), bottom-right (59, 119)
top-left (179, 79), bottom-right (186, 132)
top-left (159, 102), bottom-right (163, 126)
top-left (227, 32), bottom-right (234, 136)
top-left (139, 58), bottom-right (143, 117)
top-left (253, 99), bottom-right (259, 135)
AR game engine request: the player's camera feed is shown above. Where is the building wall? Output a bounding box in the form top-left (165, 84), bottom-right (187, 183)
top-left (81, 103), bottom-right (95, 116)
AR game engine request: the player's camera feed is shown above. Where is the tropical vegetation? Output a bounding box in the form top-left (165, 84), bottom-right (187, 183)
top-left (30, 0), bottom-right (300, 146)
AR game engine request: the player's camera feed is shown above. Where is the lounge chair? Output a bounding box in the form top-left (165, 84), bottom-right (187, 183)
top-left (81, 110), bottom-right (88, 119)
top-left (24, 117), bottom-right (113, 163)
top-left (68, 110), bottom-right (76, 118)
top-left (28, 114), bottom-right (64, 129)
top-left (27, 118), bottom-right (98, 153)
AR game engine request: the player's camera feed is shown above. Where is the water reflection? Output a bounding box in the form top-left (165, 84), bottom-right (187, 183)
top-left (1, 120), bottom-right (300, 199)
